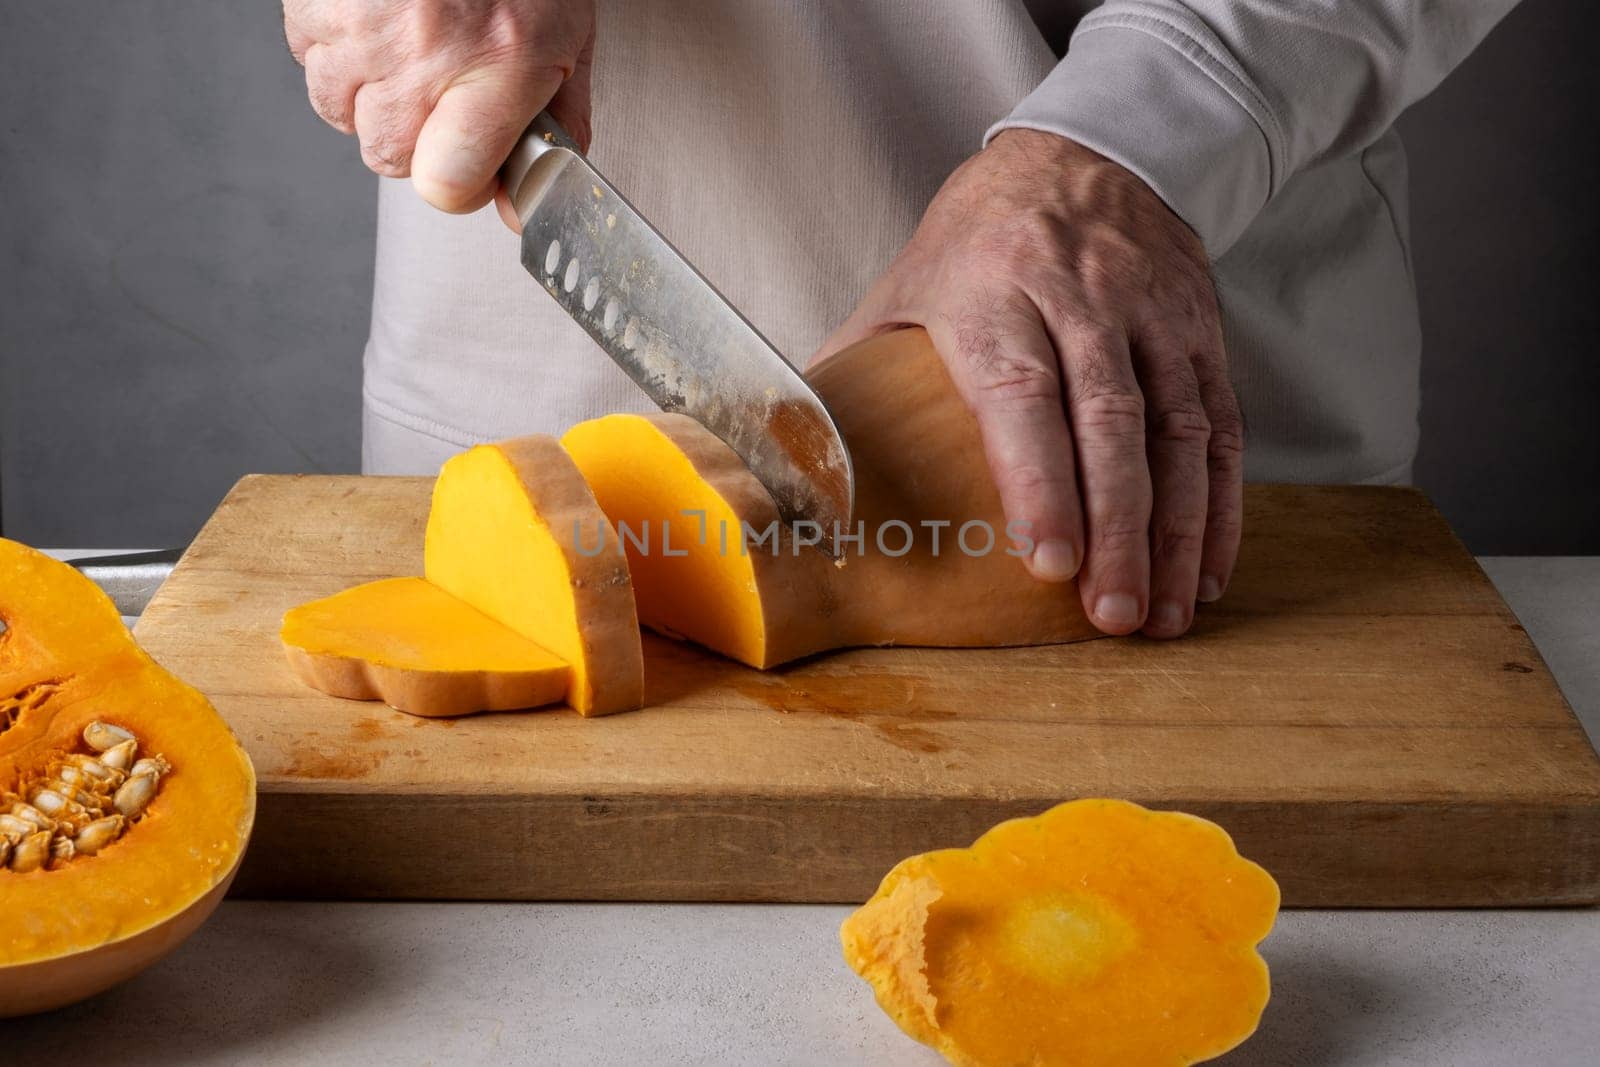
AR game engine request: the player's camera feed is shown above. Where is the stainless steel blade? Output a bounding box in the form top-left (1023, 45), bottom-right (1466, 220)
top-left (66, 548), bottom-right (181, 616)
top-left (501, 113), bottom-right (854, 557)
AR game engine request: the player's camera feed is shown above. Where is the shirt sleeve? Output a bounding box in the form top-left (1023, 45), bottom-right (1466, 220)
top-left (988, 0), bottom-right (1521, 255)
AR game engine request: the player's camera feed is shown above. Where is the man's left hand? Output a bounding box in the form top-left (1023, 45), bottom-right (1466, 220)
top-left (812, 130), bottom-right (1243, 639)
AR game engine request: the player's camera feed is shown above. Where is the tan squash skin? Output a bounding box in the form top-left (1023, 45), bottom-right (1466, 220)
top-left (0, 859), bottom-right (240, 1017)
top-left (564, 328), bottom-right (1099, 668)
top-left (1, 538), bottom-right (256, 1017)
top-left (282, 643), bottom-right (565, 719)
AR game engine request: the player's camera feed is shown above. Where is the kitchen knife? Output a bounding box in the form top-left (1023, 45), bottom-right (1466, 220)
top-left (500, 112), bottom-right (854, 558)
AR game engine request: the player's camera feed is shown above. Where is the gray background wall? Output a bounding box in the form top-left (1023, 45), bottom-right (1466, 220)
top-left (1, 1), bottom-right (1595, 552)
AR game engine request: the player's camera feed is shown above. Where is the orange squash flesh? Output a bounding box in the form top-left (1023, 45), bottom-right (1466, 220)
top-left (1, 538), bottom-right (256, 1017)
top-left (425, 435), bottom-right (643, 716)
top-left (561, 414), bottom-right (833, 668)
top-left (562, 328), bottom-right (1099, 668)
top-left (841, 799), bottom-right (1280, 1066)
top-left (281, 577), bottom-right (570, 717)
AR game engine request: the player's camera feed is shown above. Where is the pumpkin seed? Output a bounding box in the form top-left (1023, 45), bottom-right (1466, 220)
top-left (10, 829), bottom-right (50, 872)
top-left (73, 816), bottom-right (124, 855)
top-left (46, 781), bottom-right (102, 809)
top-left (9, 802), bottom-right (54, 830)
top-left (82, 721), bottom-right (136, 752)
top-left (50, 835), bottom-right (74, 863)
top-left (113, 774), bottom-right (159, 820)
top-left (129, 755), bottom-right (172, 780)
top-left (64, 754), bottom-right (123, 784)
top-left (0, 837), bottom-right (10, 867)
top-left (0, 813), bottom-right (34, 842)
top-left (29, 788), bottom-right (69, 815)
top-left (100, 738), bottom-right (138, 772)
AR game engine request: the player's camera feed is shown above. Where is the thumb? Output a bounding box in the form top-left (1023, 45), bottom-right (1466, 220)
top-left (546, 27), bottom-right (596, 154)
top-left (411, 62), bottom-right (564, 214)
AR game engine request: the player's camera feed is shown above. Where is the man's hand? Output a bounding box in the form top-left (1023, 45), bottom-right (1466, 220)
top-left (283, 0), bottom-right (594, 214)
top-left (814, 131), bottom-right (1242, 639)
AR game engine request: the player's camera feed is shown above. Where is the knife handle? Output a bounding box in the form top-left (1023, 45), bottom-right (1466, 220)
top-left (501, 112), bottom-right (585, 229)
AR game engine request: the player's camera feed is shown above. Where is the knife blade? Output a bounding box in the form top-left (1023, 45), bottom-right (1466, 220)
top-left (500, 113), bottom-right (854, 558)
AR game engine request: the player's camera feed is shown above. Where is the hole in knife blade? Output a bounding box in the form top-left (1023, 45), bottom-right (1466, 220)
top-left (563, 258), bottom-right (580, 293)
top-left (544, 240), bottom-right (562, 275)
top-left (603, 298), bottom-right (619, 332)
top-left (622, 317), bottom-right (638, 349)
top-left (583, 277), bottom-right (600, 311)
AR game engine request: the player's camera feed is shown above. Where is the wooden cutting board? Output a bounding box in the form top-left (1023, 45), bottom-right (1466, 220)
top-left (133, 476), bottom-right (1600, 906)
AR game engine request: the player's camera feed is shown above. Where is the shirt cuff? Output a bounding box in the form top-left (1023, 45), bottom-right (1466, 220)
top-left (987, 7), bottom-right (1285, 256)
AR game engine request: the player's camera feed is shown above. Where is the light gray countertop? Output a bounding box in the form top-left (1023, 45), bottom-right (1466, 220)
top-left (6, 557), bottom-right (1597, 1065)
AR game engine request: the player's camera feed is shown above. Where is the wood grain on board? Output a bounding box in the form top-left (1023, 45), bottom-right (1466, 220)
top-left (133, 475), bottom-right (1600, 905)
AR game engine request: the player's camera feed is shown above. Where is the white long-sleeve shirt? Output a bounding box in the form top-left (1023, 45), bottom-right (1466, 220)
top-left (361, 0), bottom-right (1518, 483)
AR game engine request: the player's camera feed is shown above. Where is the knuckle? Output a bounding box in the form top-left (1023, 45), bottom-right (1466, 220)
top-left (304, 54), bottom-right (355, 130)
top-left (1149, 407), bottom-right (1211, 448)
top-left (1004, 463), bottom-right (1071, 498)
top-left (1151, 518), bottom-right (1205, 561)
top-left (356, 119), bottom-right (416, 175)
top-left (360, 138), bottom-right (411, 176)
top-left (1206, 510), bottom-right (1244, 543)
top-left (355, 88), bottom-right (421, 176)
top-left (1073, 390), bottom-right (1146, 441)
top-left (1208, 421), bottom-right (1246, 463)
top-left (952, 301), bottom-right (1060, 408)
top-left (308, 88), bottom-right (353, 131)
top-left (971, 356), bottom-right (1058, 407)
top-left (1091, 516), bottom-right (1150, 554)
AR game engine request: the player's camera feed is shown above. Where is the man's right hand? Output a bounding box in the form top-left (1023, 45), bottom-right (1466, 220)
top-left (283, 0), bottom-right (595, 214)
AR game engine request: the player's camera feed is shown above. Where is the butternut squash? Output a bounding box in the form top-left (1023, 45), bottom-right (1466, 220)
top-left (840, 799), bottom-right (1280, 1066)
top-left (561, 327), bottom-right (1099, 668)
top-left (424, 435), bottom-right (643, 716)
top-left (1, 538), bottom-right (256, 1016)
top-left (282, 577), bottom-right (570, 717)
top-left (284, 329), bottom-right (1094, 710)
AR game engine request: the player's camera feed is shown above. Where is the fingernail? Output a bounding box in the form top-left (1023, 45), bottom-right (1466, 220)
top-left (1031, 539), bottom-right (1080, 581)
top-left (1197, 575), bottom-right (1224, 603)
top-left (1149, 600), bottom-right (1188, 633)
top-left (1093, 592), bottom-right (1141, 629)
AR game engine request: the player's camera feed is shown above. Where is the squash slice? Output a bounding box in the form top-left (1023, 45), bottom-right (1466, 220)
top-left (282, 577), bottom-right (570, 717)
top-left (425, 435), bottom-right (643, 716)
top-left (841, 799), bottom-right (1280, 1066)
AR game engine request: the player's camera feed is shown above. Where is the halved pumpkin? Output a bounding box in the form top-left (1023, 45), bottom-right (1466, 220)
top-left (1, 538), bottom-right (256, 1016)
